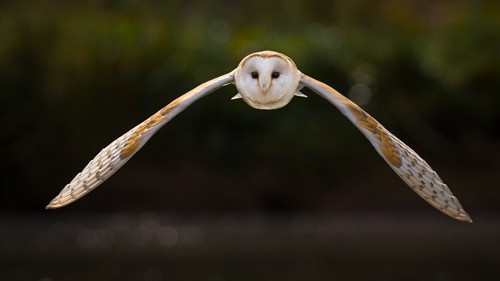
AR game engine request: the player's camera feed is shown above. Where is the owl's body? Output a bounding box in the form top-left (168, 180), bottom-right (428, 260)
top-left (47, 51), bottom-right (472, 223)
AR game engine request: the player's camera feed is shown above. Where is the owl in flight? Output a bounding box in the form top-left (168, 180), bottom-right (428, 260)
top-left (47, 51), bottom-right (472, 222)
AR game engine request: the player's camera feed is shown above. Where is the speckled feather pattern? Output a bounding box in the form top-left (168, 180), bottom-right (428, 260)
top-left (47, 51), bottom-right (471, 223)
top-left (46, 124), bottom-right (142, 208)
top-left (300, 74), bottom-right (471, 222)
top-left (46, 73), bottom-right (234, 209)
top-left (389, 135), bottom-right (471, 222)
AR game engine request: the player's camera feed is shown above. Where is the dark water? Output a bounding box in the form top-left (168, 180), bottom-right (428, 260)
top-left (1, 213), bottom-right (499, 281)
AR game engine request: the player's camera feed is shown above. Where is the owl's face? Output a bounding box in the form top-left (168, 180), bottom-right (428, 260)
top-left (234, 51), bottom-right (300, 110)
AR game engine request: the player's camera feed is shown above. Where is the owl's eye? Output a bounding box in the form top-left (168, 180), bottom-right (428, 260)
top-left (251, 72), bottom-right (259, 79)
top-left (271, 72), bottom-right (280, 79)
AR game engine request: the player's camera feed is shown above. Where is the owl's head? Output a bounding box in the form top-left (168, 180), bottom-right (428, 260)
top-left (234, 51), bottom-right (300, 110)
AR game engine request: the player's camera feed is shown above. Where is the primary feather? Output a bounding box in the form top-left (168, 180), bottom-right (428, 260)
top-left (300, 74), bottom-right (471, 222)
top-left (47, 51), bottom-right (471, 223)
top-left (46, 73), bottom-right (234, 208)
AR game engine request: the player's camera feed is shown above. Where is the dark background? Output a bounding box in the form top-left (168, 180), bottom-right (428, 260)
top-left (1, 0), bottom-right (499, 280)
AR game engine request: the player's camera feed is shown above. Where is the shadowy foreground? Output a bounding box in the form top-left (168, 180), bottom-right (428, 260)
top-left (1, 213), bottom-right (499, 281)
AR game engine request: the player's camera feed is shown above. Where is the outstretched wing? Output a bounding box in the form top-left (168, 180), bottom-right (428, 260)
top-left (47, 72), bottom-right (235, 209)
top-left (300, 73), bottom-right (472, 222)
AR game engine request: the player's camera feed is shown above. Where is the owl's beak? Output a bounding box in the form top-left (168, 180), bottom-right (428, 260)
top-left (259, 77), bottom-right (271, 95)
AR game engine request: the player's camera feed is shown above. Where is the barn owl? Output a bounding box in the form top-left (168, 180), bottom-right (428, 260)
top-left (46, 51), bottom-right (472, 223)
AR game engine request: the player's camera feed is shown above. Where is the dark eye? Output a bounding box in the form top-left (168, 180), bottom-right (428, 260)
top-left (251, 72), bottom-right (259, 79)
top-left (271, 72), bottom-right (280, 79)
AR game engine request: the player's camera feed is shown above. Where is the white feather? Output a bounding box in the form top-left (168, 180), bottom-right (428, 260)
top-left (47, 72), bottom-right (234, 208)
top-left (300, 73), bottom-right (471, 222)
top-left (47, 51), bottom-right (471, 223)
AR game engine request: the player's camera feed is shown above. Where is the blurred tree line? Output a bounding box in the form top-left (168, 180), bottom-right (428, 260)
top-left (1, 0), bottom-right (498, 213)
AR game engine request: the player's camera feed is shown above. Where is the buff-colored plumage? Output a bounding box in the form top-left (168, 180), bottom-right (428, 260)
top-left (300, 75), bottom-right (471, 222)
top-left (47, 51), bottom-right (472, 223)
top-left (46, 73), bottom-right (234, 208)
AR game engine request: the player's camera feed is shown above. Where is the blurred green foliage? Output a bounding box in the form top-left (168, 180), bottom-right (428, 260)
top-left (1, 0), bottom-right (498, 212)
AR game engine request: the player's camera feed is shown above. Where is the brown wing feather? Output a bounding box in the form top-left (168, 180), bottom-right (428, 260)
top-left (300, 73), bottom-right (471, 222)
top-left (47, 73), bottom-right (234, 209)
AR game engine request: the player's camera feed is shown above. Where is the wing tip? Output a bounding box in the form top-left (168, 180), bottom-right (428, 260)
top-left (45, 201), bottom-right (59, 210)
top-left (45, 197), bottom-right (67, 209)
top-left (456, 211), bottom-right (473, 223)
